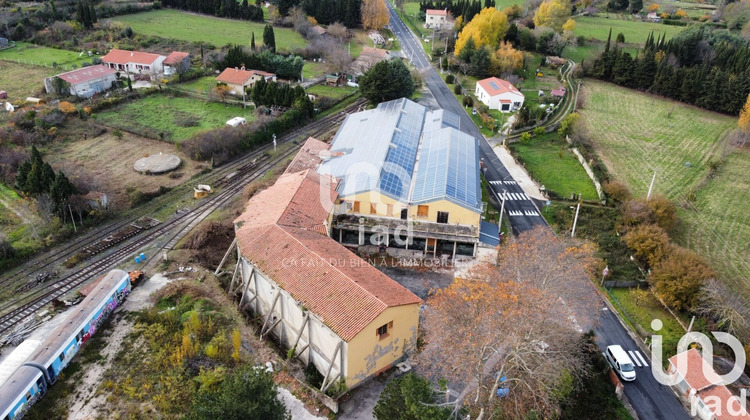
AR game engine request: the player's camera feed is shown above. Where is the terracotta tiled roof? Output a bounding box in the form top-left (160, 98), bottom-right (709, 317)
top-left (82, 191), bottom-right (107, 201)
top-left (477, 77), bottom-right (522, 97)
top-left (236, 224), bottom-right (421, 341)
top-left (101, 49), bottom-right (163, 65)
top-left (697, 385), bottom-right (750, 419)
top-left (426, 9), bottom-right (448, 15)
top-left (669, 349), bottom-right (723, 391)
top-left (234, 169), bottom-right (336, 232)
top-left (56, 65), bottom-right (116, 85)
top-left (310, 25), bottom-right (327, 36)
top-left (217, 68), bottom-right (275, 85)
top-left (284, 137), bottom-right (331, 175)
top-left (234, 164), bottom-right (422, 341)
top-left (360, 47), bottom-right (388, 59)
top-left (163, 51), bottom-right (189, 65)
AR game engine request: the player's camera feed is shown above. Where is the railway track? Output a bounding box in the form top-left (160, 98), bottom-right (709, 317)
top-left (0, 100), bottom-right (364, 292)
top-left (0, 99), bottom-right (365, 335)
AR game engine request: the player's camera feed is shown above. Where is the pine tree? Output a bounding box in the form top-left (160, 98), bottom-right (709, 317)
top-left (15, 160), bottom-right (31, 191)
top-left (41, 162), bottom-right (56, 193)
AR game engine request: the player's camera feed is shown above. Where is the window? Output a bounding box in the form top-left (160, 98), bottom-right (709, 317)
top-left (59, 352), bottom-right (65, 362)
top-left (370, 203), bottom-right (377, 214)
top-left (387, 204), bottom-right (394, 217)
top-left (417, 205), bottom-right (429, 217)
top-left (25, 391), bottom-right (32, 401)
top-left (353, 201), bottom-right (360, 213)
top-left (400, 208), bottom-right (408, 220)
top-left (501, 103), bottom-right (510, 111)
top-left (377, 321), bottom-right (393, 339)
top-left (437, 211), bottom-right (449, 224)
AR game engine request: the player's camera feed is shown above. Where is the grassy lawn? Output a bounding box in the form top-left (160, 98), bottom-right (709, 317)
top-left (113, 9), bottom-right (306, 51)
top-left (306, 84), bottom-right (357, 101)
top-left (651, 0), bottom-right (717, 18)
top-left (0, 42), bottom-right (100, 70)
top-left (0, 61), bottom-right (54, 101)
top-left (579, 80), bottom-right (750, 294)
top-left (175, 76), bottom-right (217, 94)
top-left (510, 133), bottom-right (599, 200)
top-left (573, 16), bottom-right (687, 45)
top-left (93, 93), bottom-right (256, 142)
top-left (562, 43), bottom-right (604, 64)
top-left (676, 148), bottom-right (750, 296)
top-left (302, 61), bottom-right (327, 79)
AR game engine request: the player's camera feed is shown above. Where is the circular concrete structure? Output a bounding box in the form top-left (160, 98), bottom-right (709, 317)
top-left (133, 153), bottom-right (181, 174)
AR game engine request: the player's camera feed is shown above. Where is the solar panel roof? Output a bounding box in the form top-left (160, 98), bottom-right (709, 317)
top-left (317, 98), bottom-right (481, 212)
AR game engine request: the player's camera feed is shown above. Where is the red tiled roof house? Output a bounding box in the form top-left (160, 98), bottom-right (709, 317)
top-left (668, 349), bottom-right (750, 420)
top-left (425, 9), bottom-right (452, 28)
top-left (44, 65), bottom-right (117, 98)
top-left (475, 77), bottom-right (525, 112)
top-left (232, 167), bottom-right (422, 393)
top-left (100, 49), bottom-right (167, 75)
top-left (216, 67), bottom-right (277, 95)
top-left (162, 51), bottom-right (190, 75)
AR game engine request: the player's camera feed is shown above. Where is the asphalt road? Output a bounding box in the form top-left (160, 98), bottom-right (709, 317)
top-left (387, 4), bottom-right (547, 236)
top-left (386, 4), bottom-right (691, 418)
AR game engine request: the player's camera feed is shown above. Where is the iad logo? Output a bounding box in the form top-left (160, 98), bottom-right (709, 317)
top-left (650, 318), bottom-right (748, 417)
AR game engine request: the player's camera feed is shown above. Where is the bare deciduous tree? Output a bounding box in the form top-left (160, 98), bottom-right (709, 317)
top-left (324, 48), bottom-right (354, 75)
top-left (326, 22), bottom-right (348, 40)
top-left (697, 278), bottom-right (750, 340)
top-left (419, 227), bottom-right (600, 418)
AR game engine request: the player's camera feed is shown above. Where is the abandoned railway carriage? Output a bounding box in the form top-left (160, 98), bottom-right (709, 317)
top-left (0, 269), bottom-right (131, 419)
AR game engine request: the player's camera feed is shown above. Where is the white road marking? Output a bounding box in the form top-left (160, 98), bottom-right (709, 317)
top-left (524, 210), bottom-right (539, 216)
top-left (629, 351), bottom-right (642, 367)
top-left (504, 180), bottom-right (517, 185)
top-left (634, 351), bottom-right (649, 367)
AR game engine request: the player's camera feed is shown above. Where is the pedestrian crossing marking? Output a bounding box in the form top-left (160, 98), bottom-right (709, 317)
top-left (508, 210), bottom-right (540, 217)
top-left (627, 350), bottom-right (649, 367)
top-left (489, 180), bottom-right (518, 185)
top-left (629, 351), bottom-right (641, 367)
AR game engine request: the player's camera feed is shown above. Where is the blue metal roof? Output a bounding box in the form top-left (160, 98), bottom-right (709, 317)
top-left (318, 98), bottom-right (481, 213)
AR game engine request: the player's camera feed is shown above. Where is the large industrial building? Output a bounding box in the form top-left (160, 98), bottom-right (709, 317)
top-left (232, 169), bottom-right (421, 393)
top-left (317, 98), bottom-right (484, 258)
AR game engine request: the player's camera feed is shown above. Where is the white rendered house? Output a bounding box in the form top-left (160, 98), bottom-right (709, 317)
top-left (475, 77), bottom-right (524, 112)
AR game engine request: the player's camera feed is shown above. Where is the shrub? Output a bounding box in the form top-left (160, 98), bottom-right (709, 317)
top-left (651, 246), bottom-right (714, 311)
top-left (623, 223), bottom-right (670, 268)
top-left (603, 180), bottom-right (631, 203)
top-left (454, 84), bottom-right (462, 95)
top-left (58, 101), bottom-right (77, 114)
top-left (645, 195), bottom-right (677, 232)
top-left (445, 74), bottom-right (455, 84)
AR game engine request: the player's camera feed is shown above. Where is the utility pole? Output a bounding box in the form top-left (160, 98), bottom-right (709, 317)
top-left (273, 134), bottom-right (277, 151)
top-left (498, 190), bottom-right (507, 233)
top-left (571, 201), bottom-right (581, 238)
top-left (647, 170), bottom-right (656, 200)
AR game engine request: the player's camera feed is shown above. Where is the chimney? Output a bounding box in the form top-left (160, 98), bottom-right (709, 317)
top-left (241, 66), bottom-right (245, 71)
top-left (235, 67), bottom-right (238, 71)
top-left (130, 51), bottom-right (134, 56)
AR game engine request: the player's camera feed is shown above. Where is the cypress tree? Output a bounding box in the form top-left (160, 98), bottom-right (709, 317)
top-left (251, 32), bottom-right (255, 50)
top-left (15, 160), bottom-right (31, 190)
top-left (41, 162), bottom-right (56, 193)
top-left (89, 2), bottom-right (97, 24)
top-left (263, 24), bottom-right (276, 53)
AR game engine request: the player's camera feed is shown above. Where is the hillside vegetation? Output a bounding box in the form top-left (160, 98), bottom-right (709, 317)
top-left (579, 80), bottom-right (750, 294)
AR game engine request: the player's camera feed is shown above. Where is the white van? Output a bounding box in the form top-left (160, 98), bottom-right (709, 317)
top-left (226, 117), bottom-right (247, 127)
top-left (605, 345), bottom-right (636, 381)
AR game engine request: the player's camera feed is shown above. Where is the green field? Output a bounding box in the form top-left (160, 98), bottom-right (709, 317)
top-left (0, 61), bottom-right (54, 101)
top-left (306, 84), bottom-right (358, 101)
top-left (573, 16), bottom-right (687, 44)
top-left (579, 80), bottom-right (750, 293)
top-left (176, 76), bottom-right (217, 94)
top-left (302, 61), bottom-right (326, 79)
top-left (510, 133), bottom-right (599, 201)
top-left (93, 94), bottom-right (256, 141)
top-left (114, 9), bottom-right (306, 51)
top-left (0, 42), bottom-right (100, 70)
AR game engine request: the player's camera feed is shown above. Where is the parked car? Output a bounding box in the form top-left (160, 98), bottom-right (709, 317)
top-left (226, 117), bottom-right (247, 127)
top-left (604, 344), bottom-right (636, 381)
